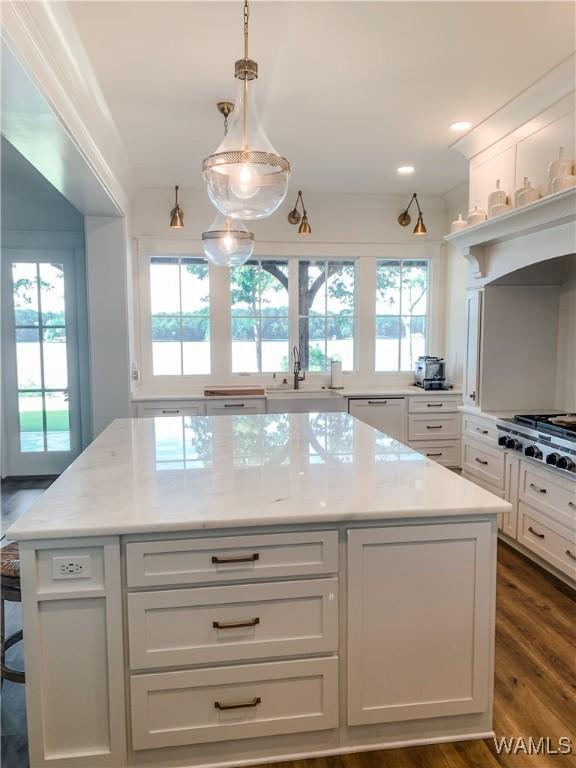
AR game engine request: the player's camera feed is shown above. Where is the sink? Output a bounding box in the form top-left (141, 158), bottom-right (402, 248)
top-left (266, 388), bottom-right (342, 397)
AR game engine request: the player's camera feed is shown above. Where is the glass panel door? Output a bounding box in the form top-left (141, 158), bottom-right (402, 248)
top-left (3, 251), bottom-right (82, 475)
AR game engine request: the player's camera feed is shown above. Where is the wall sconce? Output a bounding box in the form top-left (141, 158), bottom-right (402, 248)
top-left (170, 185), bottom-right (184, 228)
top-left (287, 190), bottom-right (312, 235)
top-left (398, 193), bottom-right (426, 236)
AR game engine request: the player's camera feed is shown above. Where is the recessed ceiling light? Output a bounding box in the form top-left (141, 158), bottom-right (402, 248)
top-left (450, 121), bottom-right (472, 132)
top-left (397, 166), bottom-right (415, 175)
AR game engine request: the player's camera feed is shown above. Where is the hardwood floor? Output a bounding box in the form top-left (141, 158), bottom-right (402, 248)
top-left (0, 505), bottom-right (574, 767)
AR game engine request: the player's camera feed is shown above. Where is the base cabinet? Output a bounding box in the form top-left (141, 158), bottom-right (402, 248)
top-left (347, 522), bottom-right (494, 726)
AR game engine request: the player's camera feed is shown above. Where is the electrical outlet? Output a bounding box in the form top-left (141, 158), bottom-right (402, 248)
top-left (52, 555), bottom-right (92, 580)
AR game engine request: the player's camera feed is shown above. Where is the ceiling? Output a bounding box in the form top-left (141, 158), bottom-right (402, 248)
top-left (66, 1), bottom-right (575, 196)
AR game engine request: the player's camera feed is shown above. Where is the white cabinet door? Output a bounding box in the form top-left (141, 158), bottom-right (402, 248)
top-left (502, 453), bottom-right (520, 537)
top-left (464, 290), bottom-right (482, 407)
top-left (347, 523), bottom-right (494, 725)
top-left (348, 398), bottom-right (406, 442)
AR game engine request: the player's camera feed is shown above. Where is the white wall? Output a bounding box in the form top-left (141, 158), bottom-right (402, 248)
top-left (556, 268), bottom-right (576, 411)
top-left (85, 216), bottom-right (131, 435)
top-left (129, 188), bottom-right (453, 392)
top-left (442, 182), bottom-right (469, 386)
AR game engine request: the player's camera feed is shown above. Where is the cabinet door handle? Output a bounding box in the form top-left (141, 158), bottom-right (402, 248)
top-left (161, 409), bottom-right (180, 414)
top-left (528, 526), bottom-right (545, 539)
top-left (215, 697), bottom-right (261, 711)
top-left (213, 617), bottom-right (260, 630)
top-left (426, 425), bottom-right (443, 430)
top-left (475, 458), bottom-right (488, 465)
top-left (224, 403), bottom-right (245, 408)
top-left (426, 452), bottom-right (443, 457)
top-left (568, 501), bottom-right (576, 510)
top-left (211, 553), bottom-right (259, 564)
top-left (426, 403), bottom-right (443, 408)
top-left (566, 550), bottom-right (576, 562)
top-left (529, 483), bottom-right (547, 494)
top-left (475, 427), bottom-right (489, 435)
top-left (470, 391), bottom-right (476, 401)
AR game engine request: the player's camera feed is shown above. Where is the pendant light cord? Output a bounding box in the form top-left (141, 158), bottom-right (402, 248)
top-left (244, 0), bottom-right (249, 59)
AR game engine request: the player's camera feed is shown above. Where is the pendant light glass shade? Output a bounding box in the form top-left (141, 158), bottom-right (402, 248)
top-left (202, 212), bottom-right (254, 267)
top-left (202, 2), bottom-right (290, 220)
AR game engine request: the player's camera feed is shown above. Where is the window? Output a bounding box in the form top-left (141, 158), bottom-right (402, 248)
top-left (150, 257), bottom-right (210, 375)
top-left (11, 262), bottom-right (70, 452)
top-left (375, 259), bottom-right (428, 371)
top-left (231, 260), bottom-right (289, 373)
top-left (298, 260), bottom-right (356, 371)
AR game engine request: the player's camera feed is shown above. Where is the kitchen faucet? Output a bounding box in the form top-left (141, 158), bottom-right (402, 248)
top-left (293, 346), bottom-right (305, 390)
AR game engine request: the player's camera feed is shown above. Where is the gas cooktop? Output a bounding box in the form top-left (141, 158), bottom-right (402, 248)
top-left (512, 414), bottom-right (576, 443)
top-left (495, 413), bottom-right (576, 474)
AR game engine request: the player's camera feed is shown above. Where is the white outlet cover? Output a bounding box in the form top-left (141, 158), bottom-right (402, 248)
top-left (52, 555), bottom-right (92, 580)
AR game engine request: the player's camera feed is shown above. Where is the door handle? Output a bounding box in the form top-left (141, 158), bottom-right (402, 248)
top-left (213, 617), bottom-right (260, 630)
top-left (214, 697), bottom-right (261, 711)
top-left (211, 553), bottom-right (259, 564)
top-left (528, 526), bottom-right (545, 539)
top-left (367, 400), bottom-right (387, 405)
top-left (426, 452), bottom-right (443, 457)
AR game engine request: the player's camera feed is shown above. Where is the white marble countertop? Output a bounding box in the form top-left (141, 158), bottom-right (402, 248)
top-left (131, 385), bottom-right (461, 401)
top-left (8, 414), bottom-right (506, 541)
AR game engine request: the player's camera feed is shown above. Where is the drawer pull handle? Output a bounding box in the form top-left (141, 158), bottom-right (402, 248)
top-left (528, 526), bottom-right (545, 539)
top-left (367, 400), bottom-right (386, 405)
top-left (211, 553), bottom-right (259, 565)
top-left (213, 617), bottom-right (260, 630)
top-left (529, 483), bottom-right (547, 494)
top-left (426, 452), bottom-right (443, 457)
top-left (475, 458), bottom-right (489, 465)
top-left (162, 409), bottom-right (180, 414)
top-left (224, 403), bottom-right (245, 408)
top-left (215, 697), bottom-right (261, 711)
top-left (569, 501), bottom-right (576, 510)
top-left (426, 425), bottom-right (443, 430)
top-left (566, 550), bottom-right (576, 562)
top-left (426, 403), bottom-right (443, 407)
top-left (475, 427), bottom-right (489, 435)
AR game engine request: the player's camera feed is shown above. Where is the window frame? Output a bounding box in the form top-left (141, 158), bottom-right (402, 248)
top-left (374, 258), bottom-right (430, 373)
top-left (134, 239), bottom-right (442, 391)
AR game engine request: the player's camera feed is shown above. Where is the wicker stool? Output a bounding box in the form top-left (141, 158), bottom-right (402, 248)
top-left (1, 541), bottom-right (25, 684)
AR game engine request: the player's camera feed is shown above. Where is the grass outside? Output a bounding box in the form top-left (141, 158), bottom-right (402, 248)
top-left (20, 410), bottom-right (69, 432)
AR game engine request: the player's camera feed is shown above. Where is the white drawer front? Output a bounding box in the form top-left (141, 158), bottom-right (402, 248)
top-left (462, 439), bottom-right (505, 489)
top-left (136, 401), bottom-right (206, 417)
top-left (408, 441), bottom-right (461, 467)
top-left (408, 413), bottom-right (461, 441)
top-left (519, 463), bottom-right (576, 532)
top-left (518, 503), bottom-right (576, 580)
top-left (463, 413), bottom-right (498, 445)
top-left (130, 657), bottom-right (339, 750)
top-left (206, 398), bottom-right (266, 415)
top-left (462, 472), bottom-right (505, 499)
top-left (126, 531), bottom-right (339, 588)
top-left (408, 397), bottom-right (460, 413)
top-left (128, 578), bottom-right (338, 669)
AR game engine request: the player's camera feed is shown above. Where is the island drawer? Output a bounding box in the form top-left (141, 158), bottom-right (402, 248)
top-left (125, 531), bottom-right (339, 587)
top-left (130, 657), bottom-right (339, 750)
top-left (408, 441), bottom-right (460, 467)
top-left (462, 438), bottom-right (505, 489)
top-left (408, 397), bottom-right (460, 413)
top-left (519, 463), bottom-right (576, 531)
top-left (128, 578), bottom-right (339, 669)
top-left (408, 413), bottom-right (461, 441)
top-left (518, 503), bottom-right (576, 579)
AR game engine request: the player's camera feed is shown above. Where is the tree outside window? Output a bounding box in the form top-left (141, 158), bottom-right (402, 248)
top-left (375, 259), bottom-right (428, 371)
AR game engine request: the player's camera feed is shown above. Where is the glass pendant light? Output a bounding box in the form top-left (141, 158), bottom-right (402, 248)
top-left (202, 1), bottom-right (290, 220)
top-left (202, 212), bottom-right (254, 266)
top-left (202, 102), bottom-right (255, 267)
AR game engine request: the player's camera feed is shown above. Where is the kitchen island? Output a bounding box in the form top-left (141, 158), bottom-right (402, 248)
top-left (9, 413), bottom-right (510, 768)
